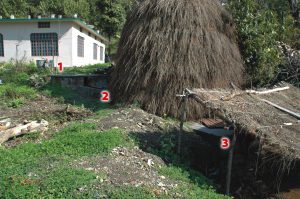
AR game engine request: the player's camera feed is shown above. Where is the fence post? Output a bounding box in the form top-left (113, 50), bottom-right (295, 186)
top-left (178, 90), bottom-right (188, 155)
top-left (226, 125), bottom-right (237, 195)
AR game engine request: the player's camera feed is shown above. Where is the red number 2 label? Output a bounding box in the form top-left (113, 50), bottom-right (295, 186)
top-left (101, 91), bottom-right (110, 103)
top-left (220, 137), bottom-right (230, 150)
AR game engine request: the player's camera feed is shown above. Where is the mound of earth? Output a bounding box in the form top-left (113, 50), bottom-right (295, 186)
top-left (72, 146), bottom-right (180, 196)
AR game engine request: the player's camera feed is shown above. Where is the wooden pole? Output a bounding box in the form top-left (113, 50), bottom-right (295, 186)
top-left (260, 99), bottom-right (300, 120)
top-left (178, 91), bottom-right (188, 155)
top-left (226, 126), bottom-right (237, 196)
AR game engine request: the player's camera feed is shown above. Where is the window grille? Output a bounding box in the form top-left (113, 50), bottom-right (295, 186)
top-left (77, 36), bottom-right (84, 57)
top-left (38, 22), bottom-right (50, 28)
top-left (30, 33), bottom-right (58, 56)
top-left (93, 43), bottom-right (97, 60)
top-left (0, 34), bottom-right (3, 56)
top-left (100, 46), bottom-right (104, 61)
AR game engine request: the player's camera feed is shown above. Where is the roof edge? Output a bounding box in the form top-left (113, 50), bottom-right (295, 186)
top-left (0, 17), bottom-right (108, 44)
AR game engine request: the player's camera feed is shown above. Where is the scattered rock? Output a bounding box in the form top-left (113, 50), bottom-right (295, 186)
top-left (72, 147), bottom-right (177, 193)
top-left (147, 159), bottom-right (154, 167)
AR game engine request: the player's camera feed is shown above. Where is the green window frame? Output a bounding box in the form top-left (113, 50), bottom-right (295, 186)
top-left (0, 34), bottom-right (4, 57)
top-left (30, 33), bottom-right (58, 56)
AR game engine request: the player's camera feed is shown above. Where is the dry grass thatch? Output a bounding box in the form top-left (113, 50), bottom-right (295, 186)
top-left (110, 0), bottom-right (245, 118)
top-left (192, 83), bottom-right (300, 178)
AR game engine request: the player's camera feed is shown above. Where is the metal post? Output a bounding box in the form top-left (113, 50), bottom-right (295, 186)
top-left (226, 127), bottom-right (237, 195)
top-left (178, 91), bottom-right (188, 155)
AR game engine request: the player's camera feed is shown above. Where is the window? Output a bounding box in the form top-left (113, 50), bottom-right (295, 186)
top-left (0, 34), bottom-right (3, 57)
top-left (93, 43), bottom-right (97, 60)
top-left (30, 33), bottom-right (58, 56)
top-left (77, 36), bottom-right (84, 57)
top-left (88, 32), bottom-right (91, 36)
top-left (79, 27), bottom-right (83, 32)
top-left (38, 22), bottom-right (50, 28)
top-left (100, 46), bottom-right (104, 61)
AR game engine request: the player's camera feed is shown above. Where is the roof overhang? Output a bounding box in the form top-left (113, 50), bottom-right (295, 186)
top-left (0, 17), bottom-right (108, 44)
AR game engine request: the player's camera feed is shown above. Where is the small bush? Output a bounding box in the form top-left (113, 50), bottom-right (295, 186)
top-left (62, 62), bottom-right (111, 75)
top-left (8, 98), bottom-right (24, 108)
top-left (0, 84), bottom-right (36, 99)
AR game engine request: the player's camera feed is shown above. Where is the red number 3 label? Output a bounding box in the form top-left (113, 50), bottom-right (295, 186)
top-left (220, 137), bottom-right (230, 150)
top-left (101, 90), bottom-right (110, 103)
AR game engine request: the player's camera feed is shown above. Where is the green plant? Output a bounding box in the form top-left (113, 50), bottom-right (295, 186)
top-left (62, 63), bottom-right (111, 75)
top-left (0, 123), bottom-right (128, 198)
top-left (148, 132), bottom-right (180, 164)
top-left (0, 84), bottom-right (36, 99)
top-left (107, 186), bottom-right (161, 199)
top-left (8, 97), bottom-right (24, 108)
top-left (228, 0), bottom-right (283, 86)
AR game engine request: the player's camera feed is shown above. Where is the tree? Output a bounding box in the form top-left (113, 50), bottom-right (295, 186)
top-left (35, 0), bottom-right (90, 20)
top-left (287, 0), bottom-right (300, 25)
top-left (94, 0), bottom-right (126, 55)
top-left (0, 0), bottom-right (29, 18)
top-left (228, 0), bottom-right (283, 86)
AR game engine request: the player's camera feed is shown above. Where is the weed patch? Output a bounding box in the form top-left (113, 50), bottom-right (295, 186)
top-left (62, 63), bottom-right (111, 75)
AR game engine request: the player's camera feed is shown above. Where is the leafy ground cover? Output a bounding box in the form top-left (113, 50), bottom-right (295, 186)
top-left (0, 123), bottom-right (128, 198)
top-left (62, 62), bottom-right (111, 75)
top-left (0, 62), bottom-right (228, 198)
top-left (0, 121), bottom-right (228, 198)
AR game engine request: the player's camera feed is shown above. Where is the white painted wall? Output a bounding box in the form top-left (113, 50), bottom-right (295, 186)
top-left (71, 25), bottom-right (105, 66)
top-left (0, 20), bottom-right (105, 67)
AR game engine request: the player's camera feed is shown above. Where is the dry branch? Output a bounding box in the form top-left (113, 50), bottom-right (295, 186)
top-left (0, 118), bottom-right (12, 131)
top-left (222, 86), bottom-right (290, 101)
top-left (246, 86), bottom-right (290, 95)
top-left (260, 99), bottom-right (300, 120)
top-left (0, 120), bottom-right (48, 144)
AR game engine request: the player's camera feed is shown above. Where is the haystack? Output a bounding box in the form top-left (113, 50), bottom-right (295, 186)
top-left (110, 0), bottom-right (245, 118)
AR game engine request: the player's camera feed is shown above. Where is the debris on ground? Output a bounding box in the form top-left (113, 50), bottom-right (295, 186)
top-left (72, 147), bottom-right (179, 194)
top-left (0, 118), bottom-right (48, 144)
top-left (90, 108), bottom-right (170, 133)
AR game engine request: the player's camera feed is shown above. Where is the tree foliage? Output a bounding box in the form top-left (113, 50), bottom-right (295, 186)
top-left (228, 0), bottom-right (300, 86)
top-left (0, 0), bottom-right (134, 42)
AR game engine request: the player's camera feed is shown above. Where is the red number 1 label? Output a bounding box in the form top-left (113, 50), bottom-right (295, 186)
top-left (100, 90), bottom-right (110, 103)
top-left (220, 137), bottom-right (230, 150)
top-left (58, 62), bottom-right (63, 73)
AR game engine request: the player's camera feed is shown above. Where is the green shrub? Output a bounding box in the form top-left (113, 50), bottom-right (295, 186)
top-left (228, 1), bottom-right (283, 86)
top-left (62, 62), bottom-right (111, 75)
top-left (0, 84), bottom-right (36, 99)
top-left (8, 98), bottom-right (24, 108)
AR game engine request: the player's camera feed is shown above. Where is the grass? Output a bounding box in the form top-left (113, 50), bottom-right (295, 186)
top-left (62, 62), bottom-right (111, 75)
top-left (0, 121), bottom-right (228, 198)
top-left (0, 83), bottom-right (37, 107)
top-left (159, 166), bottom-right (228, 199)
top-left (0, 123), bottom-right (128, 198)
top-left (0, 62), bottom-right (40, 108)
top-left (41, 83), bottom-right (117, 115)
top-left (0, 62), bottom-right (228, 198)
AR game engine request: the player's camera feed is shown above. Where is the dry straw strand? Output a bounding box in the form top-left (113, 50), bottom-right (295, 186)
top-left (110, 0), bottom-right (245, 118)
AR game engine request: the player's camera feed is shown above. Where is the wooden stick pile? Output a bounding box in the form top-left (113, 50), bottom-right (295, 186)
top-left (0, 118), bottom-right (48, 144)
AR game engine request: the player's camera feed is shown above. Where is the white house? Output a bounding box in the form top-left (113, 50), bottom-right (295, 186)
top-left (0, 16), bottom-right (107, 67)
